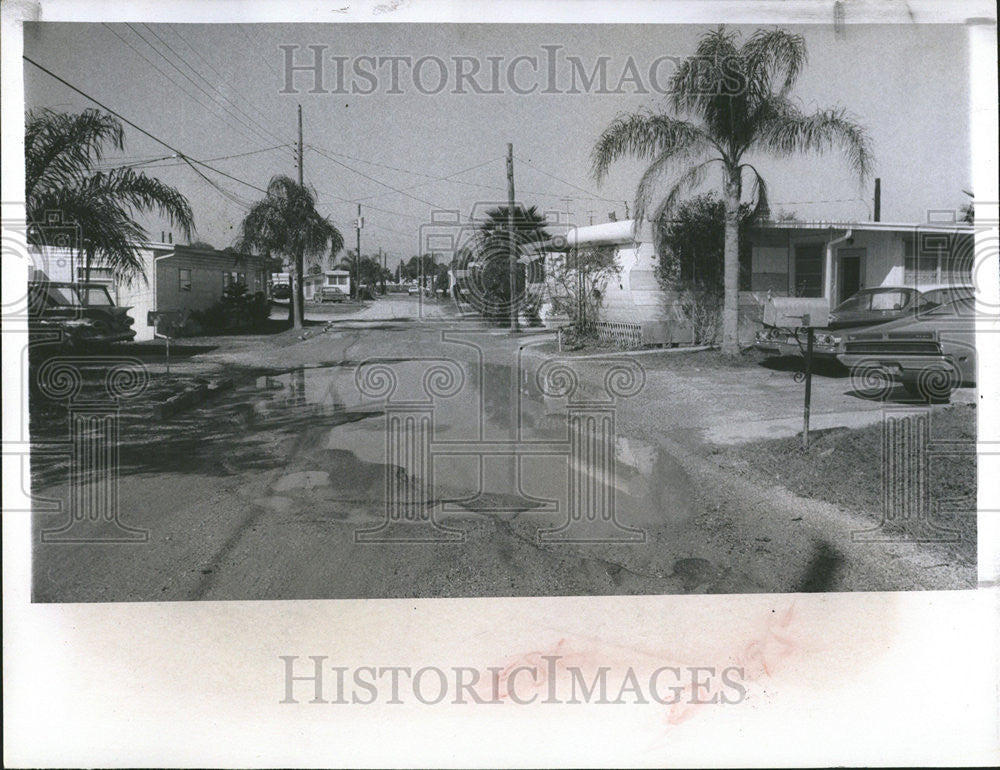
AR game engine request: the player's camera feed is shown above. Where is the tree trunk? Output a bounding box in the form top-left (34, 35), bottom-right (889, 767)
top-left (292, 248), bottom-right (305, 330)
top-left (82, 245), bottom-right (94, 304)
top-left (721, 169), bottom-right (741, 356)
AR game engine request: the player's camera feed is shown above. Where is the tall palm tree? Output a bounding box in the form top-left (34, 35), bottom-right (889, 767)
top-left (471, 204), bottom-right (551, 325)
top-left (235, 175), bottom-right (343, 329)
top-left (592, 27), bottom-right (874, 354)
top-left (26, 108), bottom-right (194, 287)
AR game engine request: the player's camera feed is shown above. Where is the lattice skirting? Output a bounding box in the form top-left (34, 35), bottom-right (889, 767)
top-left (596, 321), bottom-right (643, 348)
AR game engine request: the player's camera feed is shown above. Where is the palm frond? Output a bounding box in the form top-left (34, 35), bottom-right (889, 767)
top-left (754, 100), bottom-right (874, 180)
top-left (741, 29), bottom-right (807, 99)
top-left (25, 109), bottom-right (125, 206)
top-left (739, 162), bottom-right (771, 222)
top-left (591, 111), bottom-right (710, 183)
top-left (649, 158), bottom-right (724, 226)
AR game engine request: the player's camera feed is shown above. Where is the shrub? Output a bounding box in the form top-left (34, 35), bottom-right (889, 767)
top-left (190, 283), bottom-right (271, 332)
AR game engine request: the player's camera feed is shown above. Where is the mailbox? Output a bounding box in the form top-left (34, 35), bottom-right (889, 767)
top-left (762, 297), bottom-right (830, 329)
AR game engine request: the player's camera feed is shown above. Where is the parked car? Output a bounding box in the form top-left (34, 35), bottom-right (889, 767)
top-left (28, 281), bottom-right (136, 347)
top-left (319, 286), bottom-right (347, 303)
top-left (836, 296), bottom-right (976, 401)
top-left (919, 284), bottom-right (975, 306)
top-left (272, 283), bottom-right (291, 300)
top-left (754, 285), bottom-right (974, 359)
top-left (407, 284), bottom-right (420, 296)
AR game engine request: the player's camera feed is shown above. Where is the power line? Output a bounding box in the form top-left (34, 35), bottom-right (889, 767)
top-left (97, 144), bottom-right (289, 171)
top-left (158, 23), bottom-right (289, 147)
top-left (514, 154), bottom-right (620, 203)
top-left (308, 143), bottom-right (447, 210)
top-left (315, 144), bottom-right (611, 205)
top-left (123, 22), bottom-right (281, 147)
top-left (24, 54), bottom-right (270, 207)
top-left (100, 23), bottom-right (265, 145)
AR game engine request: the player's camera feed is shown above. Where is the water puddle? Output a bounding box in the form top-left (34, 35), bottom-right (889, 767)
top-left (218, 357), bottom-right (753, 592)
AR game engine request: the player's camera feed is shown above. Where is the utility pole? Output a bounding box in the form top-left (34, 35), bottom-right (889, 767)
top-left (506, 142), bottom-right (519, 331)
top-left (355, 203), bottom-right (362, 300)
top-left (291, 104), bottom-right (304, 329)
top-left (560, 197), bottom-right (573, 226)
top-left (297, 104), bottom-right (303, 185)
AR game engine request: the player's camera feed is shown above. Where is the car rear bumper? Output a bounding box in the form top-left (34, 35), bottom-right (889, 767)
top-left (837, 353), bottom-right (958, 383)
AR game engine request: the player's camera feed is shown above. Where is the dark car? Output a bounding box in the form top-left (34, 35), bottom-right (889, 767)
top-left (754, 285), bottom-right (974, 359)
top-left (272, 283), bottom-right (291, 300)
top-left (824, 287), bottom-right (936, 329)
top-left (836, 296), bottom-right (976, 401)
top-left (28, 282), bottom-right (136, 347)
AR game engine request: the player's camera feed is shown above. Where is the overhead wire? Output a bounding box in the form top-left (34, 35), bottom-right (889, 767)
top-left (146, 23), bottom-right (289, 147)
top-left (123, 22), bottom-right (283, 147)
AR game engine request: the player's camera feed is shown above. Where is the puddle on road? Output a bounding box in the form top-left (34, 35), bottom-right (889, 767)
top-left (223, 357), bottom-right (758, 593)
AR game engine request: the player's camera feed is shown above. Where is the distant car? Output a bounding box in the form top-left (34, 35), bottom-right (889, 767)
top-left (319, 286), bottom-right (347, 303)
top-left (754, 285), bottom-right (974, 359)
top-left (28, 281), bottom-right (136, 348)
top-left (407, 285), bottom-right (420, 296)
top-left (272, 283), bottom-right (291, 300)
top-left (837, 296), bottom-right (976, 401)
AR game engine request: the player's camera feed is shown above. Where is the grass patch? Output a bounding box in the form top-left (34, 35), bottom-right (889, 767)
top-left (718, 403), bottom-right (977, 563)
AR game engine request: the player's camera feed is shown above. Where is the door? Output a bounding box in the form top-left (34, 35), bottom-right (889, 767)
top-left (838, 248), bottom-right (865, 303)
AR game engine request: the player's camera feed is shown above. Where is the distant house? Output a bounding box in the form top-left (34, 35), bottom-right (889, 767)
top-left (29, 241), bottom-right (278, 341)
top-left (322, 269), bottom-right (351, 297)
top-left (270, 268), bottom-right (351, 301)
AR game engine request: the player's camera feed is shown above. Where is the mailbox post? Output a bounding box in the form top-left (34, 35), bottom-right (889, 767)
top-left (148, 310), bottom-right (187, 374)
top-left (762, 297), bottom-right (831, 450)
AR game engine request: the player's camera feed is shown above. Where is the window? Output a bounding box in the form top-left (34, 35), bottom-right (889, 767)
top-left (793, 243), bottom-right (824, 297)
top-left (179, 268), bottom-right (192, 292)
top-left (222, 271), bottom-right (246, 293)
top-left (870, 290), bottom-right (908, 311)
top-left (903, 234), bottom-right (972, 285)
top-left (78, 286), bottom-right (114, 306)
top-left (76, 266), bottom-right (114, 282)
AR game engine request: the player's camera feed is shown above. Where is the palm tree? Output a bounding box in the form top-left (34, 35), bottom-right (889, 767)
top-left (469, 204), bottom-right (551, 324)
top-left (26, 108), bottom-right (194, 287)
top-left (235, 175), bottom-right (343, 329)
top-left (592, 27), bottom-right (873, 354)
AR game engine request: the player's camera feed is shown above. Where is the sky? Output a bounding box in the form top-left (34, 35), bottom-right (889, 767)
top-left (23, 21), bottom-right (972, 269)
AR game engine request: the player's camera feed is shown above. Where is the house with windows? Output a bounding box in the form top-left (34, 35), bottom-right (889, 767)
top-left (321, 269), bottom-right (351, 299)
top-left (28, 240), bottom-right (278, 341)
top-left (533, 216), bottom-right (975, 346)
top-left (747, 219), bottom-right (975, 306)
